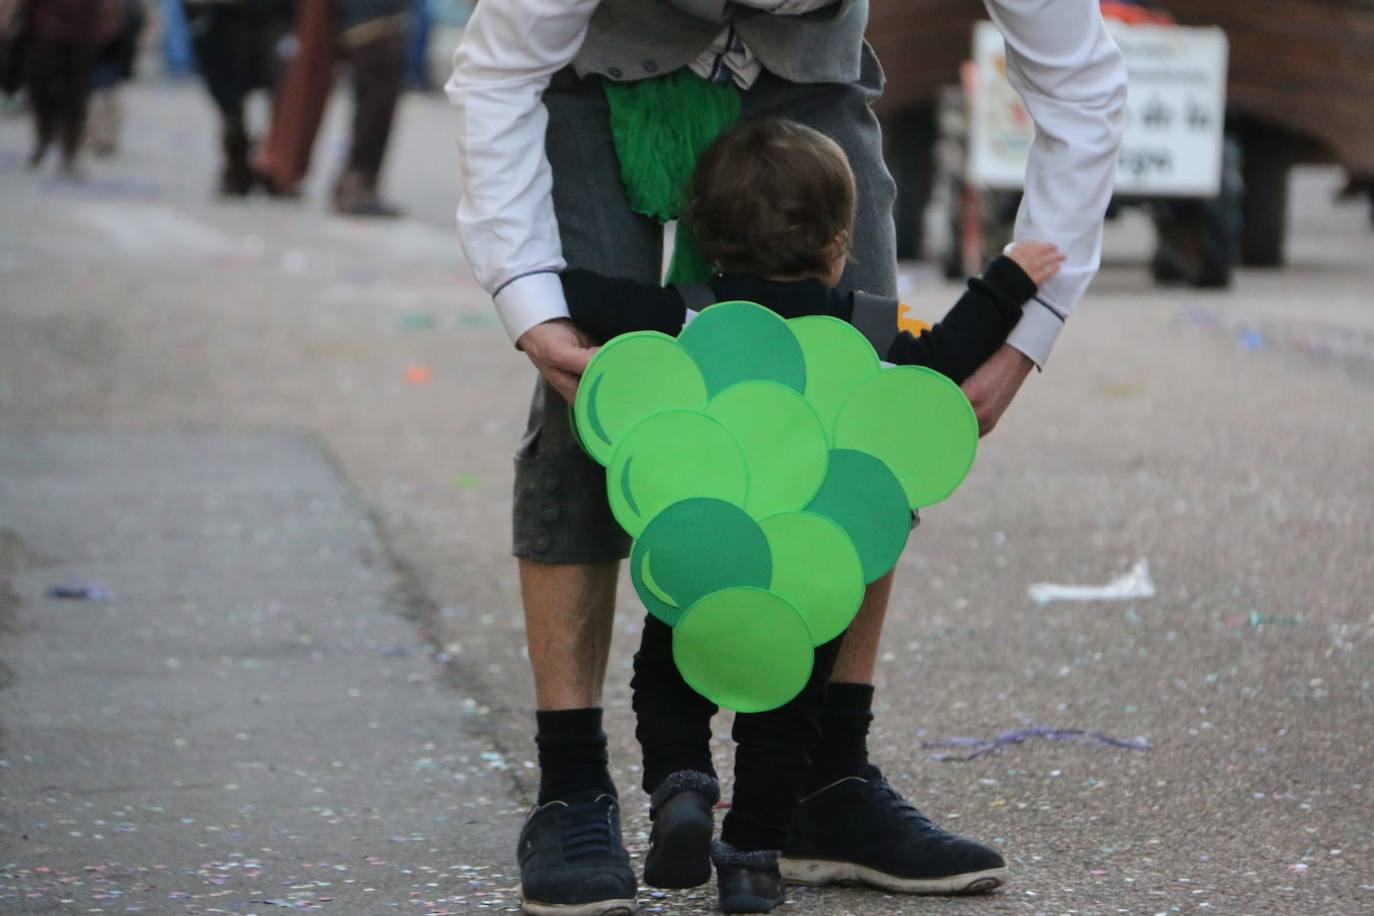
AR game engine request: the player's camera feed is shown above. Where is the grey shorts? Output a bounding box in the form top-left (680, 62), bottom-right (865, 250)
top-left (513, 48), bottom-right (899, 563)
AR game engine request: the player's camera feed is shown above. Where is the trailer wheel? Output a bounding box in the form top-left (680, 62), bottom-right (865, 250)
top-left (941, 182), bottom-right (965, 280)
top-left (1152, 136), bottom-right (1243, 289)
top-left (1239, 129), bottom-right (1292, 267)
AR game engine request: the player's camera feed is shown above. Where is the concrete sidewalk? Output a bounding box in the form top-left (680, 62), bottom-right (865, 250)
top-left (0, 431), bottom-right (521, 912)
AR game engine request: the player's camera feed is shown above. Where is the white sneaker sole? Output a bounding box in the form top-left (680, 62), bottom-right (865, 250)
top-left (519, 896), bottom-right (638, 916)
top-left (779, 858), bottom-right (1008, 895)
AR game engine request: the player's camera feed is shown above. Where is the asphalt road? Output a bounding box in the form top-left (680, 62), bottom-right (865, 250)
top-left (2, 81), bottom-right (1372, 915)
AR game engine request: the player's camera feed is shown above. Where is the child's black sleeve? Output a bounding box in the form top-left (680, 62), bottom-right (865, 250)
top-left (886, 256), bottom-right (1038, 384)
top-left (560, 269), bottom-right (688, 344)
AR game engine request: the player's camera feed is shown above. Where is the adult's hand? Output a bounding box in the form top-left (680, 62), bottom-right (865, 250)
top-left (961, 343), bottom-right (1034, 437)
top-left (518, 318), bottom-right (596, 404)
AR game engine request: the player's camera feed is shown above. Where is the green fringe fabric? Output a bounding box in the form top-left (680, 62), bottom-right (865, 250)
top-left (603, 69), bottom-right (741, 286)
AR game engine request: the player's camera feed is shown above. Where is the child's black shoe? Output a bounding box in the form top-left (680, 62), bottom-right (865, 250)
top-left (711, 840), bottom-right (785, 913)
top-left (643, 770), bottom-right (718, 889)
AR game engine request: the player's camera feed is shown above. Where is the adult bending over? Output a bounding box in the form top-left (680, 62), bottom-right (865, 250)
top-left (448, 2), bottom-right (1126, 913)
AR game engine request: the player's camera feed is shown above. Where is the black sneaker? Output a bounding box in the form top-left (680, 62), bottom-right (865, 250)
top-left (517, 794), bottom-right (639, 915)
top-left (780, 766), bottom-right (1007, 895)
top-left (644, 771), bottom-right (718, 889)
top-left (711, 841), bottom-right (785, 914)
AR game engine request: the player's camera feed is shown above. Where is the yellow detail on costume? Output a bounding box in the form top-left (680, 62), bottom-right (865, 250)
top-left (897, 303), bottom-right (931, 336)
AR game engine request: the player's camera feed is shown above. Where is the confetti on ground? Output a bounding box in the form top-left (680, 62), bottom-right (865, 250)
top-left (37, 174), bottom-right (163, 199)
top-left (1186, 306), bottom-right (1374, 367)
top-left (923, 724), bottom-right (1151, 761)
top-left (399, 312), bottom-right (438, 331)
top-left (406, 364), bottom-right (434, 385)
top-left (46, 582), bottom-right (111, 601)
top-left (1098, 381), bottom-right (1145, 398)
top-left (456, 312), bottom-right (499, 329)
top-left (1028, 559), bottom-right (1155, 604)
top-left (1225, 611), bottom-right (1304, 628)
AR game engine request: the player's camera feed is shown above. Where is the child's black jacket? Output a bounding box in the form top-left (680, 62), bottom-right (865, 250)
top-left (560, 255), bottom-right (1037, 385)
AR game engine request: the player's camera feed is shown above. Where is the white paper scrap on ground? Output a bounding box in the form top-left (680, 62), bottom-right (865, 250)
top-left (1028, 559), bottom-right (1155, 605)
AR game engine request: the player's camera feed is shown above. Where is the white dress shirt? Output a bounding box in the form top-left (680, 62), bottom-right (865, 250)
top-left (448, 0), bottom-right (1127, 367)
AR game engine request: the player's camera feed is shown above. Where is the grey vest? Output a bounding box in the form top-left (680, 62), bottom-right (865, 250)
top-left (573, 0), bottom-right (869, 86)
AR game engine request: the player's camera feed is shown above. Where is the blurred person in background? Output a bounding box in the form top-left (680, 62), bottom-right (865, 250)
top-left (252, 0), bottom-right (407, 216)
top-left (403, 0), bottom-right (430, 89)
top-left (159, 0), bottom-right (195, 76)
top-left (86, 0), bottom-right (145, 156)
top-left (0, 0), bottom-right (28, 101)
top-left (181, 0), bottom-right (292, 195)
top-left (22, 0), bottom-right (122, 175)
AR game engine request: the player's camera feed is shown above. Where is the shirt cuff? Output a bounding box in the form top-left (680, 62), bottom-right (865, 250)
top-left (1006, 297), bottom-right (1065, 370)
top-left (494, 271), bottom-right (571, 347)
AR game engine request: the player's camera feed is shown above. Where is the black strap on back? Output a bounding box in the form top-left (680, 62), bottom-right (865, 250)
top-left (673, 282), bottom-right (717, 314)
top-left (674, 283), bottom-right (899, 360)
top-left (849, 290), bottom-right (901, 361)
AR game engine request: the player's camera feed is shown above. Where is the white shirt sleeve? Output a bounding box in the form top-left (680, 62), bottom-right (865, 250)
top-left (446, 0), bottom-right (602, 346)
top-left (982, 0), bottom-right (1128, 367)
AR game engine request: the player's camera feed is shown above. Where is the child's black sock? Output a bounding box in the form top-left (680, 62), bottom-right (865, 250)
top-left (535, 707), bottom-right (617, 804)
top-left (805, 681), bottom-right (876, 792)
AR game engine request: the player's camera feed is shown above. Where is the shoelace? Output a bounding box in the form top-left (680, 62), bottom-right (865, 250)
top-left (871, 779), bottom-right (938, 828)
top-left (561, 798), bottom-right (619, 862)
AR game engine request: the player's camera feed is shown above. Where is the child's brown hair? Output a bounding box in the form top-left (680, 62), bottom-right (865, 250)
top-left (685, 117), bottom-right (857, 279)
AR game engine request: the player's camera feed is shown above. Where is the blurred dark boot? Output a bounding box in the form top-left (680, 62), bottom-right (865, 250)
top-left (220, 123), bottom-right (253, 196)
top-left (332, 30), bottom-right (404, 218)
top-left (332, 168), bottom-right (402, 218)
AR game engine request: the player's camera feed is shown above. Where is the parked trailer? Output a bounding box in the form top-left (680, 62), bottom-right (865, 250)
top-left (867, 0), bottom-right (1374, 271)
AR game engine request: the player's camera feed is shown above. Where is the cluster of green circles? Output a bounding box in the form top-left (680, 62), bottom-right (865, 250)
top-left (573, 301), bottom-right (978, 712)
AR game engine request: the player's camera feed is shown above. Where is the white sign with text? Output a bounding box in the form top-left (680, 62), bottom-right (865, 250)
top-left (967, 21), bottom-right (1229, 197)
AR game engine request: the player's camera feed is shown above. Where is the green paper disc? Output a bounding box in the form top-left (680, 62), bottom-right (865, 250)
top-left (788, 315), bottom-right (882, 440)
top-left (833, 366), bottom-right (978, 509)
top-left (804, 448), bottom-right (912, 583)
top-left (630, 498), bottom-right (772, 627)
top-left (574, 331), bottom-right (709, 466)
top-left (705, 381), bottom-right (830, 518)
top-left (672, 587), bottom-right (815, 713)
top-left (607, 410), bottom-right (749, 537)
top-left (677, 300), bottom-right (807, 396)
top-left (760, 511), bottom-right (866, 646)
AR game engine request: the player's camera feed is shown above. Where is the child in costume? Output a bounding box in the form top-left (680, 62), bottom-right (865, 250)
top-left (561, 117), bottom-right (1062, 914)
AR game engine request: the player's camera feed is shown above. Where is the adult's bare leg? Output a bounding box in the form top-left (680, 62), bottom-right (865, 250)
top-left (518, 558), bottom-right (620, 711)
top-left (830, 570), bottom-right (895, 686)
top-left (508, 65), bottom-right (662, 916)
top-left (516, 558), bottom-right (636, 912)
